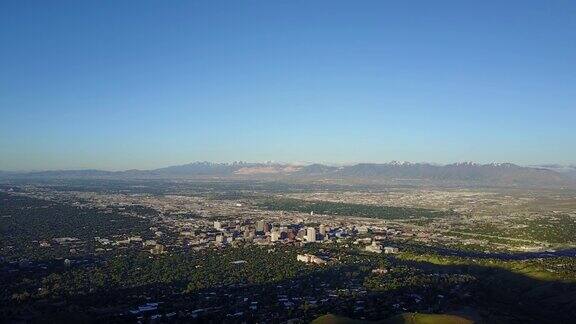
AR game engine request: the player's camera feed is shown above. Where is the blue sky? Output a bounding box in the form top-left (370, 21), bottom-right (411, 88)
top-left (1, 1), bottom-right (575, 171)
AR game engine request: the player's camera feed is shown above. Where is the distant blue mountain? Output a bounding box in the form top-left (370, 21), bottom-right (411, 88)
top-left (1, 161), bottom-right (574, 188)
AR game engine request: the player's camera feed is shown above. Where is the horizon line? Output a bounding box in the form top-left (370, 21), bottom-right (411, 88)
top-left (2, 160), bottom-right (574, 173)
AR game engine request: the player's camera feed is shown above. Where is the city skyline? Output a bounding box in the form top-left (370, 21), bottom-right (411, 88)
top-left (2, 2), bottom-right (575, 323)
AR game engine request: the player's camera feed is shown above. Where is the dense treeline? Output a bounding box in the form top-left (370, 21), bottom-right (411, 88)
top-left (258, 198), bottom-right (455, 220)
top-left (0, 192), bottom-right (152, 260)
top-left (3, 239), bottom-right (576, 323)
top-left (2, 244), bottom-right (472, 305)
top-left (363, 266), bottom-right (475, 292)
top-left (36, 247), bottom-right (313, 298)
top-left (457, 215), bottom-right (576, 244)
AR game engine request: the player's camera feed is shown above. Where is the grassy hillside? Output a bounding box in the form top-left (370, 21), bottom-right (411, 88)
top-left (311, 313), bottom-right (474, 324)
top-left (311, 314), bottom-right (369, 324)
top-left (385, 313), bottom-right (474, 324)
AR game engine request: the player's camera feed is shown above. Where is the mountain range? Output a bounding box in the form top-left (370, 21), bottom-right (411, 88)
top-left (1, 161), bottom-right (575, 188)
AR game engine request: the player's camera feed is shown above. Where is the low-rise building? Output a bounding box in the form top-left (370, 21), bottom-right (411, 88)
top-left (372, 268), bottom-right (388, 274)
top-left (296, 254), bottom-right (326, 265)
top-left (365, 241), bottom-right (383, 253)
top-left (150, 244), bottom-right (165, 255)
top-left (384, 246), bottom-right (399, 254)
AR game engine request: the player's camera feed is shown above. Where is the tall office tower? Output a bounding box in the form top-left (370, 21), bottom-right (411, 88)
top-left (256, 220), bottom-right (265, 232)
top-left (306, 227), bottom-right (317, 242)
top-left (287, 229), bottom-right (296, 241)
top-left (319, 224), bottom-right (326, 236)
top-left (270, 231), bottom-right (279, 242)
top-left (297, 228), bottom-right (306, 240)
top-left (214, 221), bottom-right (222, 230)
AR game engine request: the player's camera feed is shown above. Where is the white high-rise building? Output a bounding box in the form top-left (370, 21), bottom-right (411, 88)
top-left (319, 224), bottom-right (327, 236)
top-left (270, 231), bottom-right (280, 242)
top-left (256, 220), bottom-right (265, 232)
top-left (214, 221), bottom-right (222, 230)
top-left (306, 227), bottom-right (316, 242)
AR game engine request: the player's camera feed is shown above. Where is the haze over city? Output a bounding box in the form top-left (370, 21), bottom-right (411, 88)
top-left (2, 2), bottom-right (576, 324)
top-left (1, 1), bottom-right (575, 171)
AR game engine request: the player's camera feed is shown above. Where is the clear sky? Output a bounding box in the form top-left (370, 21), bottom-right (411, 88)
top-left (1, 1), bottom-right (575, 171)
